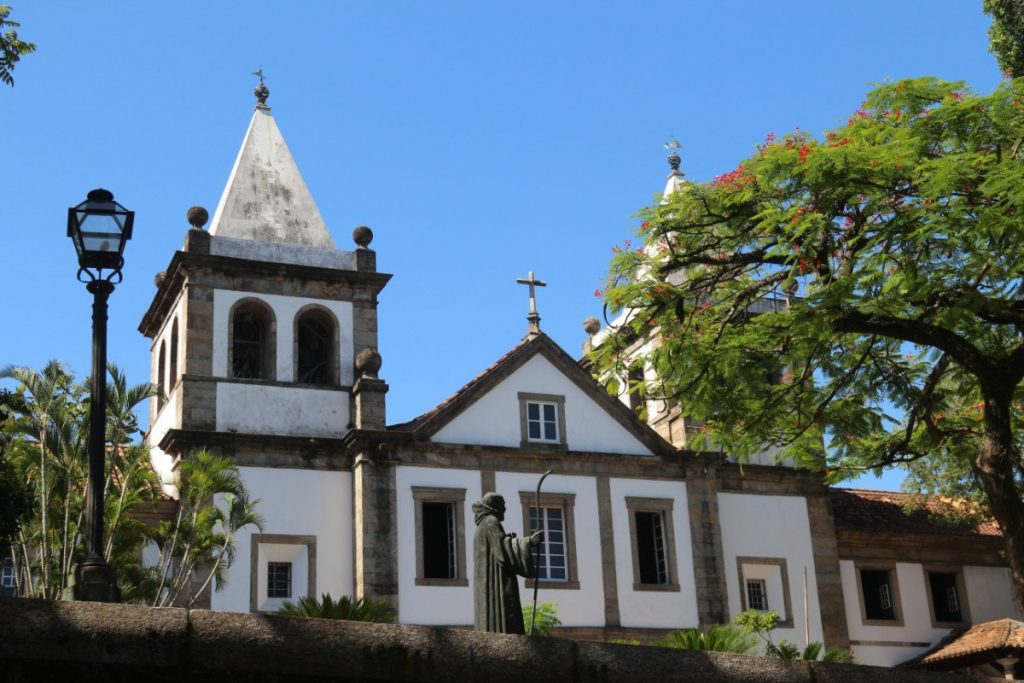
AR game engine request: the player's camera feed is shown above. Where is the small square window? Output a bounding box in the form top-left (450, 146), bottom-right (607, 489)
top-left (267, 561), bottom-right (292, 598)
top-left (746, 578), bottom-right (768, 611)
top-left (518, 393), bottom-right (566, 448)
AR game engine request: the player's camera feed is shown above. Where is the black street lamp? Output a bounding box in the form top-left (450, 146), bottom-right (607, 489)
top-left (66, 188), bottom-right (133, 602)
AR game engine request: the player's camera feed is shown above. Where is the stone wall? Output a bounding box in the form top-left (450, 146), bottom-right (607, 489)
top-left (1, 598), bottom-right (975, 683)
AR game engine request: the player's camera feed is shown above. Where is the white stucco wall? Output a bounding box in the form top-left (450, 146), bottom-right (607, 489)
top-left (495, 472), bottom-right (605, 627)
top-left (147, 387), bottom-right (180, 497)
top-left (211, 467), bottom-right (352, 614)
top-left (215, 382), bottom-right (349, 437)
top-left (212, 289), bottom-right (354, 385)
top-left (395, 466), bottom-right (481, 626)
top-left (610, 478), bottom-right (697, 628)
top-left (717, 493), bottom-right (822, 647)
top-left (433, 355), bottom-right (653, 455)
top-left (965, 565), bottom-right (1023, 621)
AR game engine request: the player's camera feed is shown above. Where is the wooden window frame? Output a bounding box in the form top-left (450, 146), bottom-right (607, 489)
top-left (854, 562), bottom-right (905, 627)
top-left (412, 486), bottom-right (468, 587)
top-left (625, 496), bottom-right (680, 592)
top-left (519, 491), bottom-right (580, 590)
top-left (518, 392), bottom-right (567, 450)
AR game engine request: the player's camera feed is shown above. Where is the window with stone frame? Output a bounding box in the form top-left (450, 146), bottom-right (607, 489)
top-left (230, 299), bottom-right (275, 380)
top-left (519, 491), bottom-right (580, 589)
top-left (926, 570), bottom-right (968, 625)
top-left (1, 563), bottom-right (16, 597)
top-left (267, 561), bottom-right (292, 599)
top-left (518, 393), bottom-right (567, 448)
top-left (625, 497), bottom-right (680, 592)
top-left (412, 487), bottom-right (467, 586)
top-left (295, 307), bottom-right (337, 385)
top-left (626, 362), bottom-right (648, 421)
top-left (856, 565), bottom-right (903, 625)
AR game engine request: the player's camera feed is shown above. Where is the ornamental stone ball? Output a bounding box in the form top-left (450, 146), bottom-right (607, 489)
top-left (187, 206), bottom-right (209, 230)
top-left (353, 226), bottom-right (374, 249)
top-left (154, 272), bottom-right (167, 287)
top-left (355, 348), bottom-right (382, 378)
top-left (583, 316), bottom-right (601, 336)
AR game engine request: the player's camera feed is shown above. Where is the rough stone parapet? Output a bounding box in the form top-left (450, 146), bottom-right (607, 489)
top-left (0, 598), bottom-right (975, 683)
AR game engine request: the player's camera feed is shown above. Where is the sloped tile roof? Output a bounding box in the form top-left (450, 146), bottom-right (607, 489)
top-left (913, 618), bottom-right (1024, 666)
top-left (829, 488), bottom-right (1001, 537)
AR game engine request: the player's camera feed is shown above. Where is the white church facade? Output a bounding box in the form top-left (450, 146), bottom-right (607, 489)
top-left (140, 86), bottom-right (1021, 669)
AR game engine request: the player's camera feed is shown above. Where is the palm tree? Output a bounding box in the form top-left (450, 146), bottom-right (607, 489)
top-left (278, 593), bottom-right (396, 622)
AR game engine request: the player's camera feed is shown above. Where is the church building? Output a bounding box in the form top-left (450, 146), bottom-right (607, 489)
top-left (140, 85), bottom-right (1022, 669)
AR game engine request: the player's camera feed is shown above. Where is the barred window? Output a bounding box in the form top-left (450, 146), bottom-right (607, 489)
top-left (746, 578), bottom-right (768, 611)
top-left (267, 561), bottom-right (292, 599)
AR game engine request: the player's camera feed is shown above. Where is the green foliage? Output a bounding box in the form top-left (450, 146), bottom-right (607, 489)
top-left (654, 624), bottom-right (759, 654)
top-left (734, 610), bottom-right (852, 662)
top-left (277, 593), bottom-right (396, 622)
top-left (523, 601), bottom-right (562, 636)
top-left (146, 448), bottom-right (263, 606)
top-left (593, 76), bottom-right (1024, 608)
top-left (0, 361), bottom-right (160, 598)
top-left (0, 5), bottom-right (34, 86)
top-left (985, 0), bottom-right (1024, 78)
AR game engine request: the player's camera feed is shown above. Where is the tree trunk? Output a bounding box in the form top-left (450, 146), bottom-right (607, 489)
top-left (975, 386), bottom-right (1024, 613)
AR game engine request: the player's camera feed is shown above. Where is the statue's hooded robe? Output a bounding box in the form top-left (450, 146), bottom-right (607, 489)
top-left (473, 494), bottom-right (535, 633)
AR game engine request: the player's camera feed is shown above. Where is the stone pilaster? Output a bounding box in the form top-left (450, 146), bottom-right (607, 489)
top-left (596, 475), bottom-right (621, 627)
top-left (352, 448), bottom-right (399, 610)
top-left (806, 492), bottom-right (851, 648)
top-left (352, 376), bottom-right (388, 430)
top-left (685, 459), bottom-right (729, 627)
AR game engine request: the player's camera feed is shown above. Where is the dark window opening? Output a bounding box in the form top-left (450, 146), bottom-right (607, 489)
top-left (860, 569), bottom-right (896, 620)
top-left (169, 318), bottom-right (179, 388)
top-left (232, 304), bottom-right (271, 380)
top-left (627, 364), bottom-right (647, 420)
top-left (422, 502), bottom-right (457, 579)
top-left (267, 561), bottom-right (292, 598)
top-left (635, 511), bottom-right (669, 585)
top-left (929, 572), bottom-right (963, 622)
top-left (157, 341), bottom-right (166, 409)
top-left (296, 311), bottom-right (334, 385)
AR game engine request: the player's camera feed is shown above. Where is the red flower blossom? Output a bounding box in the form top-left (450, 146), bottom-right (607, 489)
top-left (593, 289), bottom-right (603, 297)
top-left (950, 92), bottom-right (963, 101)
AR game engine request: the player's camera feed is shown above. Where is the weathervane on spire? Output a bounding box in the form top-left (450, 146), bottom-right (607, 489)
top-left (664, 138), bottom-right (682, 172)
top-left (516, 271), bottom-right (547, 339)
top-left (253, 65), bottom-right (270, 109)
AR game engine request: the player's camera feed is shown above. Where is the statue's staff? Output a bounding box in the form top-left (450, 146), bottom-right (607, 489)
top-left (528, 468), bottom-right (553, 636)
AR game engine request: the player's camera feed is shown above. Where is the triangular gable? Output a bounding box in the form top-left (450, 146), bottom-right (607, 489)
top-left (394, 334), bottom-right (674, 456)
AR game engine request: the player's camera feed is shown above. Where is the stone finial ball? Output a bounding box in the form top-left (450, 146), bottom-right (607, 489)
top-left (583, 316), bottom-right (601, 335)
top-left (154, 271), bottom-right (167, 287)
top-left (355, 348), bottom-right (382, 377)
top-left (187, 206), bottom-right (209, 230)
top-left (352, 226), bottom-right (374, 248)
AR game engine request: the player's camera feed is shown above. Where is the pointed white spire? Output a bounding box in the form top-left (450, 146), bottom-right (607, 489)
top-left (208, 90), bottom-right (335, 248)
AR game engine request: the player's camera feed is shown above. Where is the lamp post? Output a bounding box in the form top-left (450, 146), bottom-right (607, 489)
top-left (66, 188), bottom-right (133, 602)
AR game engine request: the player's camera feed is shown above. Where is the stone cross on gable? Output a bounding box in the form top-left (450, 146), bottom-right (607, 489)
top-left (516, 271), bottom-right (547, 339)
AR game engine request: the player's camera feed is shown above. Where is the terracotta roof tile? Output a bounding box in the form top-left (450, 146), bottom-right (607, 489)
top-left (829, 488), bottom-right (1001, 537)
top-left (916, 618), bottom-right (1024, 665)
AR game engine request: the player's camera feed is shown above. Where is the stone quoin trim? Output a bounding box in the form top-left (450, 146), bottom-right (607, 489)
top-left (249, 534), bottom-right (317, 613)
top-left (596, 476), bottom-right (621, 626)
top-left (625, 496), bottom-right (681, 592)
top-left (411, 486), bottom-right (468, 587)
top-left (517, 392), bottom-right (568, 449)
top-left (734, 556), bottom-right (794, 628)
top-left (518, 491), bottom-right (580, 590)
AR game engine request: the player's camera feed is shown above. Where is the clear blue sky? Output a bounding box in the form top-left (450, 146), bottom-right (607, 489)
top-left (0, 2), bottom-right (1004, 491)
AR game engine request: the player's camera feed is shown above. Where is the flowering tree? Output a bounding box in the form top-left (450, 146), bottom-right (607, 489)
top-left (593, 77), bottom-right (1024, 610)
